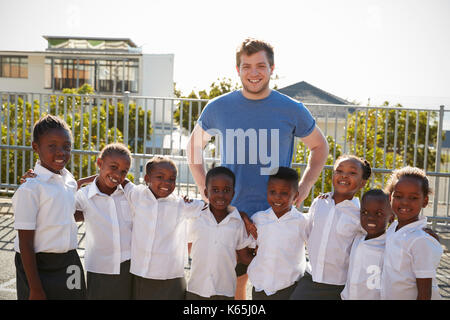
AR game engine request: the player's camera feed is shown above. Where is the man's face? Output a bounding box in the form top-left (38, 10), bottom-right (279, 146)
top-left (236, 50), bottom-right (274, 99)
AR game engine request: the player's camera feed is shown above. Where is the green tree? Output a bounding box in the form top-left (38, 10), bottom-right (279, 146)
top-left (1, 84), bottom-right (151, 184)
top-left (173, 78), bottom-right (241, 131)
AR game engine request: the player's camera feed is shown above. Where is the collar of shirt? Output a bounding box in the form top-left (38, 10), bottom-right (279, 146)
top-left (34, 161), bottom-right (73, 183)
top-left (389, 215), bottom-right (428, 234)
top-left (328, 192), bottom-right (360, 209)
top-left (205, 205), bottom-right (242, 224)
top-left (267, 206), bottom-right (299, 221)
top-left (87, 177), bottom-right (125, 199)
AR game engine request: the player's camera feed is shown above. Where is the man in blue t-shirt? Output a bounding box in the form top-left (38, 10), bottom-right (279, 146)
top-left (187, 38), bottom-right (329, 299)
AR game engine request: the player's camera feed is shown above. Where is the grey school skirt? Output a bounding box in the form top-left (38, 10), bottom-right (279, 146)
top-left (133, 275), bottom-right (186, 300)
top-left (289, 272), bottom-right (344, 300)
top-left (86, 259), bottom-right (133, 300)
top-left (15, 249), bottom-right (86, 300)
top-left (252, 281), bottom-right (297, 300)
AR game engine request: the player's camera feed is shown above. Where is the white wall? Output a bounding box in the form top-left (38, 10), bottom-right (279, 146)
top-left (0, 54), bottom-right (50, 93)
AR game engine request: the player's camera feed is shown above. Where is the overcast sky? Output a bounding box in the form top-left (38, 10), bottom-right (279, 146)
top-left (0, 0), bottom-right (449, 127)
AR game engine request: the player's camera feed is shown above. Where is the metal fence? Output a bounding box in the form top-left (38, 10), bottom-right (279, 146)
top-left (0, 91), bottom-right (449, 225)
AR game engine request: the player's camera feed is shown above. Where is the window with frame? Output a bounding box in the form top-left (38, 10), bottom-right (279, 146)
top-left (0, 56), bottom-right (28, 78)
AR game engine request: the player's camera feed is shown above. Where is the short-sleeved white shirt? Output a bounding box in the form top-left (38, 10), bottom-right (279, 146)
top-left (305, 192), bottom-right (362, 285)
top-left (124, 183), bottom-right (204, 279)
top-left (381, 216), bottom-right (443, 300)
top-left (341, 232), bottom-right (386, 300)
top-left (187, 206), bottom-right (251, 298)
top-left (13, 162), bottom-right (78, 254)
top-left (247, 206), bottom-right (309, 296)
top-left (75, 178), bottom-right (132, 274)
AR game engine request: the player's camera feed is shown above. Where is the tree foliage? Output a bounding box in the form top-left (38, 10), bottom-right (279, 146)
top-left (294, 101), bottom-right (444, 207)
top-left (1, 84), bottom-right (151, 184)
top-left (173, 78), bottom-right (241, 131)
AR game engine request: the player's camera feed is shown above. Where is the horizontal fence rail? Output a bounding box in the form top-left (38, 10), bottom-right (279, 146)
top-left (0, 91), bottom-right (449, 226)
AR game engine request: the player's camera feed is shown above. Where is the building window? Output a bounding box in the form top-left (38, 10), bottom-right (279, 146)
top-left (0, 56), bottom-right (28, 78)
top-left (45, 57), bottom-right (138, 93)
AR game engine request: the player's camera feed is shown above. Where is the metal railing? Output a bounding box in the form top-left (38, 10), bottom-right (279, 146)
top-left (0, 91), bottom-right (448, 225)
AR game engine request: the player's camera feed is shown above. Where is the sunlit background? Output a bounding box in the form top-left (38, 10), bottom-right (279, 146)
top-left (1, 0), bottom-right (449, 127)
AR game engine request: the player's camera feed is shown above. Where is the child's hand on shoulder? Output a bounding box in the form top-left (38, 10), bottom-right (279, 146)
top-left (20, 169), bottom-right (36, 184)
top-left (423, 227), bottom-right (440, 243)
top-left (318, 193), bottom-right (329, 199)
top-left (183, 195), bottom-right (193, 203)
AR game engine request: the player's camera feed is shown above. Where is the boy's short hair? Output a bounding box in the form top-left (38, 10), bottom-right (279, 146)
top-left (145, 156), bottom-right (177, 175)
top-left (268, 167), bottom-right (299, 190)
top-left (33, 114), bottom-right (72, 143)
top-left (335, 154), bottom-right (372, 180)
top-left (99, 143), bottom-right (132, 161)
top-left (361, 189), bottom-right (389, 204)
top-left (236, 38), bottom-right (274, 67)
top-left (206, 166), bottom-right (236, 188)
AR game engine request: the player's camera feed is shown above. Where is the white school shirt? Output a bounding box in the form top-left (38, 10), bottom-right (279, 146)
top-left (124, 183), bottom-right (205, 279)
top-left (305, 192), bottom-right (362, 285)
top-left (341, 232), bottom-right (386, 300)
top-left (380, 216), bottom-right (443, 300)
top-left (247, 207), bottom-right (309, 296)
top-left (13, 162), bottom-right (78, 254)
top-left (187, 205), bottom-right (251, 298)
top-left (75, 178), bottom-right (132, 274)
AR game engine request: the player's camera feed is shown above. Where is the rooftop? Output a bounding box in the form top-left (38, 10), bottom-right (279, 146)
top-left (43, 35), bottom-right (140, 53)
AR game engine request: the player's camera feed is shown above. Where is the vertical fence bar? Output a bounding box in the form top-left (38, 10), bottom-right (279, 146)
top-left (6, 95), bottom-right (10, 190)
top-left (151, 98), bottom-right (156, 155)
top-left (424, 111), bottom-right (430, 171)
top-left (382, 109), bottom-right (388, 188)
top-left (123, 91), bottom-right (130, 147)
top-left (432, 106), bottom-right (445, 229)
top-left (413, 110), bottom-right (419, 167)
top-left (393, 110), bottom-right (399, 169)
top-left (13, 94), bottom-right (18, 185)
top-left (22, 95), bottom-right (26, 176)
top-left (372, 108), bottom-right (378, 186)
top-left (87, 97), bottom-right (93, 175)
top-left (403, 110), bottom-right (409, 167)
top-left (70, 94), bottom-right (75, 173)
top-left (353, 108), bottom-right (358, 154)
top-left (79, 97), bottom-right (84, 179)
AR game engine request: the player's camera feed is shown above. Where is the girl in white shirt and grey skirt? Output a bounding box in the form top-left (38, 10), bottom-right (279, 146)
top-left (13, 115), bottom-right (86, 300)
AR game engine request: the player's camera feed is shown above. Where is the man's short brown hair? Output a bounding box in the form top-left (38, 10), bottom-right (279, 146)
top-left (236, 38), bottom-right (274, 67)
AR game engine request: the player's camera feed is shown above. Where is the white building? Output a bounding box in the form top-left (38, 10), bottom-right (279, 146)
top-left (0, 35), bottom-right (174, 98)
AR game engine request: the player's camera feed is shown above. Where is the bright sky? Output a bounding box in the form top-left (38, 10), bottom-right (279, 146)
top-left (1, 0), bottom-right (449, 127)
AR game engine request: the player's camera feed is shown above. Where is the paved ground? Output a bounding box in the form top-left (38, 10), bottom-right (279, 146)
top-left (1, 197), bottom-right (449, 300)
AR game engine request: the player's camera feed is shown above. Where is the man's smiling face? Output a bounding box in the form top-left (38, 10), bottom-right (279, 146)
top-left (237, 50), bottom-right (274, 99)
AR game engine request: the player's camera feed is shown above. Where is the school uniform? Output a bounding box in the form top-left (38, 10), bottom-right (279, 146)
top-left (124, 183), bottom-right (205, 300)
top-left (186, 205), bottom-right (251, 300)
top-left (13, 162), bottom-right (86, 300)
top-left (248, 206), bottom-right (309, 300)
top-left (290, 193), bottom-right (362, 300)
top-left (75, 178), bottom-right (133, 299)
top-left (340, 232), bottom-right (386, 300)
top-left (381, 216), bottom-right (443, 300)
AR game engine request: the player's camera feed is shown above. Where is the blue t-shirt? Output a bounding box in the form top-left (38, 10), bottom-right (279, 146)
top-left (198, 90), bottom-right (315, 216)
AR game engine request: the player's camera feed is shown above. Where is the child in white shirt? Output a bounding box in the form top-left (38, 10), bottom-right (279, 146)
top-left (74, 143), bottom-right (134, 300)
top-left (13, 115), bottom-right (86, 300)
top-left (341, 189), bottom-right (393, 300)
top-left (381, 166), bottom-right (443, 300)
top-left (186, 166), bottom-right (252, 300)
top-left (123, 156), bottom-right (204, 300)
top-left (248, 167), bottom-right (309, 300)
top-left (290, 154), bottom-right (371, 300)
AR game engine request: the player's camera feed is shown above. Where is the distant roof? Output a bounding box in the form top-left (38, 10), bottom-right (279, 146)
top-left (278, 81), bottom-right (352, 105)
top-left (43, 36), bottom-right (139, 52)
top-left (443, 130), bottom-right (450, 149)
top-left (278, 81), bottom-right (354, 118)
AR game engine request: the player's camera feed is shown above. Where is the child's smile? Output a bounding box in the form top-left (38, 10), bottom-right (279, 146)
top-left (145, 163), bottom-right (177, 199)
top-left (391, 176), bottom-right (428, 228)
